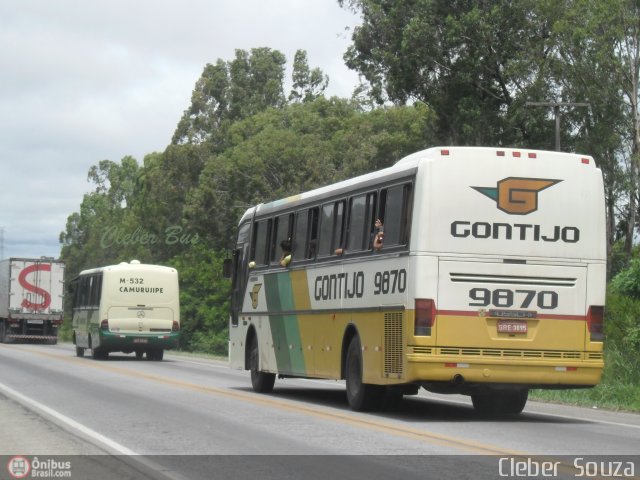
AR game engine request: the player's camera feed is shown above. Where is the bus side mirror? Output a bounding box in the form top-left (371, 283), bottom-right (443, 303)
top-left (222, 259), bottom-right (233, 279)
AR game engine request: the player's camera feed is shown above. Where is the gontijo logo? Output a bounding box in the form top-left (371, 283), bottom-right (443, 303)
top-left (472, 177), bottom-right (562, 215)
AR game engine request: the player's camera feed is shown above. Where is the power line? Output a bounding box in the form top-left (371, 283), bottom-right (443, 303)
top-left (526, 101), bottom-right (590, 151)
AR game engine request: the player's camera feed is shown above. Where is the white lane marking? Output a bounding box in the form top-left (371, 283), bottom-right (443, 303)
top-left (525, 409), bottom-right (640, 430)
top-left (169, 357), bottom-right (228, 368)
top-left (0, 380), bottom-right (138, 455)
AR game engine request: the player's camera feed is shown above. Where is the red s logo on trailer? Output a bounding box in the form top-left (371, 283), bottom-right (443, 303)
top-left (18, 263), bottom-right (52, 311)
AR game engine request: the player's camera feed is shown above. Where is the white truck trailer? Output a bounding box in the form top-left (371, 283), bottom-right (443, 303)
top-left (0, 258), bottom-right (65, 344)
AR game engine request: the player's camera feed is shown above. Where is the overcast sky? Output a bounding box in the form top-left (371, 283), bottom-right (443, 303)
top-left (0, 0), bottom-right (361, 259)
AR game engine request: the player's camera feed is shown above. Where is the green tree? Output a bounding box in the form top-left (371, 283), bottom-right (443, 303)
top-left (561, 0), bottom-right (640, 260)
top-left (339, 0), bottom-right (557, 146)
top-left (169, 245), bottom-right (230, 355)
top-left (185, 97), bottom-right (436, 249)
top-left (289, 49), bottom-right (329, 103)
top-left (173, 48), bottom-right (328, 150)
top-left (59, 156), bottom-right (146, 287)
top-left (133, 146), bottom-right (206, 261)
top-left (173, 48), bottom-right (289, 147)
top-left (172, 60), bottom-right (230, 146)
top-left (548, 0), bottom-right (631, 271)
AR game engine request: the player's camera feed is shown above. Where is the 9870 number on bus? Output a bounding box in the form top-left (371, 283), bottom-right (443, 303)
top-left (468, 288), bottom-right (558, 309)
top-left (373, 269), bottom-right (407, 295)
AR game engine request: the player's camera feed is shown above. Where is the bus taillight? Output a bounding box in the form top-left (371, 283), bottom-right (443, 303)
top-left (172, 321), bottom-right (180, 332)
top-left (415, 299), bottom-right (436, 336)
top-left (100, 319), bottom-right (109, 331)
top-left (587, 306), bottom-right (604, 342)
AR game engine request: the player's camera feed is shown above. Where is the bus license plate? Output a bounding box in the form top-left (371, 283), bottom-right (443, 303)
top-left (497, 320), bottom-right (528, 334)
top-left (133, 338), bottom-right (148, 344)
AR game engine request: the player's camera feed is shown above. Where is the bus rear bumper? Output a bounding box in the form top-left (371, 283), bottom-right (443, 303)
top-left (98, 331), bottom-right (180, 350)
top-left (405, 354), bottom-right (603, 388)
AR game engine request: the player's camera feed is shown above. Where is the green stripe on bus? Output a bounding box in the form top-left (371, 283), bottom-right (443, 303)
top-left (264, 272), bottom-right (306, 376)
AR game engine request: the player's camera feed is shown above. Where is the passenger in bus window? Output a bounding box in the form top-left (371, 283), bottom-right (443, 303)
top-left (373, 219), bottom-right (384, 250)
top-left (280, 239), bottom-right (292, 267)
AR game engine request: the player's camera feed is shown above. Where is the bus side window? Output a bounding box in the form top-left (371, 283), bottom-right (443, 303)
top-left (318, 201), bottom-right (345, 257)
top-left (78, 276), bottom-right (89, 308)
top-left (89, 274), bottom-right (102, 308)
top-left (379, 183), bottom-right (413, 247)
top-left (270, 213), bottom-right (293, 265)
top-left (334, 200), bottom-right (345, 253)
top-left (346, 192), bottom-right (377, 252)
top-left (251, 219), bottom-right (272, 267)
top-left (293, 209), bottom-right (309, 261)
top-left (70, 278), bottom-right (80, 310)
top-left (307, 207), bottom-right (319, 259)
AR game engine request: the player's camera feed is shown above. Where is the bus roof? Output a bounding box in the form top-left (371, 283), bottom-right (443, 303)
top-left (239, 146), bottom-right (598, 224)
top-left (78, 261), bottom-right (177, 277)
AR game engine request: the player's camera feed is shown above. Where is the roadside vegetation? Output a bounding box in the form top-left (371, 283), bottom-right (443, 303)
top-left (59, 1), bottom-right (640, 412)
top-left (532, 294), bottom-right (640, 412)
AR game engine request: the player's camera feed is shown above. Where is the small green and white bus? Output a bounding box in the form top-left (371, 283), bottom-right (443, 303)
top-left (225, 146), bottom-right (606, 413)
top-left (71, 260), bottom-right (180, 360)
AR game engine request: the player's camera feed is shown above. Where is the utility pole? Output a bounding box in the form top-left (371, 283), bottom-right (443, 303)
top-left (526, 101), bottom-right (590, 151)
top-left (0, 227), bottom-right (4, 260)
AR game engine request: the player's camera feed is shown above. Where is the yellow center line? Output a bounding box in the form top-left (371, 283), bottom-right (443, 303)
top-left (2, 345), bottom-right (549, 457)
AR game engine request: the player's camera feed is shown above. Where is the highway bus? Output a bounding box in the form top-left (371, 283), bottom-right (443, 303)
top-left (71, 260), bottom-right (180, 361)
top-left (225, 147), bottom-right (606, 413)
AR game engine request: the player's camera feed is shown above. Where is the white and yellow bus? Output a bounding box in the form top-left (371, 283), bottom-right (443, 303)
top-left (71, 260), bottom-right (180, 361)
top-left (225, 147), bottom-right (606, 413)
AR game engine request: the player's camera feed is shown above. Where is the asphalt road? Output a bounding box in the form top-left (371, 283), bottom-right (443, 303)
top-left (0, 342), bottom-right (638, 480)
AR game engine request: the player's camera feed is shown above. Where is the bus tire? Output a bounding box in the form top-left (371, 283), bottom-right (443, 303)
top-left (135, 350), bottom-right (144, 360)
top-left (471, 388), bottom-right (528, 416)
top-left (147, 349), bottom-right (164, 361)
top-left (76, 346), bottom-right (85, 357)
top-left (249, 335), bottom-right (275, 393)
top-left (345, 335), bottom-right (384, 411)
top-left (0, 321), bottom-right (5, 343)
top-left (92, 347), bottom-right (108, 361)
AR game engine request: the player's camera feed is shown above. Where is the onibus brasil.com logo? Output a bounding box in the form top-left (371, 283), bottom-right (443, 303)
top-left (7, 456), bottom-right (72, 478)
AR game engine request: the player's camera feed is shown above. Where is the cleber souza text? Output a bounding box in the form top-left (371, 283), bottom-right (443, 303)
top-left (498, 457), bottom-right (635, 477)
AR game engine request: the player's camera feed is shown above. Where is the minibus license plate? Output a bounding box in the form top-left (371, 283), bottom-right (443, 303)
top-left (497, 320), bottom-right (528, 334)
top-left (133, 338), bottom-right (148, 344)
